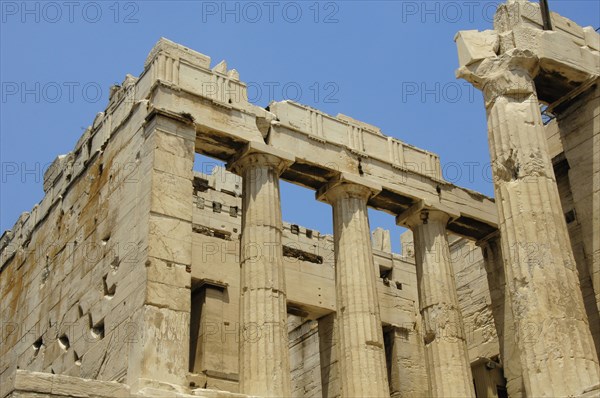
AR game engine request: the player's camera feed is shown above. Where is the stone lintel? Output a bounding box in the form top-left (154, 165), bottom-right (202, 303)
top-left (475, 230), bottom-right (501, 247)
top-left (196, 278), bottom-right (229, 290)
top-left (316, 172), bottom-right (382, 204)
top-left (546, 76), bottom-right (600, 115)
top-left (227, 141), bottom-right (295, 176)
top-left (144, 107), bottom-right (197, 141)
top-left (395, 199), bottom-right (460, 228)
top-left (145, 70), bottom-right (497, 234)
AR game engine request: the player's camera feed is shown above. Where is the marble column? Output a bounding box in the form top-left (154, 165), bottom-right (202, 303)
top-left (317, 174), bottom-right (390, 397)
top-left (397, 204), bottom-right (475, 398)
top-left (228, 142), bottom-right (294, 397)
top-left (477, 233), bottom-right (524, 398)
top-left (459, 49), bottom-right (600, 396)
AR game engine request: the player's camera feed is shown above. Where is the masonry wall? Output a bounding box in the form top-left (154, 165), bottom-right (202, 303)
top-left (0, 76), bottom-right (152, 397)
top-left (8, 31), bottom-right (595, 397)
top-left (545, 84), bottom-right (600, 360)
top-left (288, 317), bottom-right (322, 397)
top-left (0, 51), bottom-right (200, 395)
top-left (449, 237), bottom-right (500, 363)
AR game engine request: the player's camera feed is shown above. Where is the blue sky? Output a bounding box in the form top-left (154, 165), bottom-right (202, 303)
top-left (1, 1), bottom-right (598, 252)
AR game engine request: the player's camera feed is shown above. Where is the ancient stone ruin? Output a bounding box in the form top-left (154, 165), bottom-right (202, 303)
top-left (1, 1), bottom-right (598, 397)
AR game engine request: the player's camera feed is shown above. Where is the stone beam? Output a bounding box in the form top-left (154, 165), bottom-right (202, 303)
top-left (145, 90), bottom-right (497, 240)
top-left (132, 39), bottom-right (499, 241)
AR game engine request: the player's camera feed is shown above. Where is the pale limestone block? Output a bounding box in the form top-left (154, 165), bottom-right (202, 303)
top-left (153, 147), bottom-right (194, 178)
top-left (372, 227), bottom-right (391, 252)
top-left (152, 129), bottom-right (195, 162)
top-left (190, 387), bottom-right (249, 398)
top-left (386, 325), bottom-right (429, 397)
top-left (455, 30), bottom-right (499, 67)
top-left (191, 287), bottom-right (238, 376)
top-left (399, 226), bottom-right (414, 259)
top-left (104, 285), bottom-right (146, 337)
top-left (127, 305), bottom-right (190, 391)
top-left (43, 155), bottom-right (67, 193)
top-left (151, 171), bottom-right (194, 221)
top-left (210, 167), bottom-right (242, 197)
top-left (11, 369), bottom-right (130, 397)
top-left (148, 215), bottom-right (192, 266)
top-left (0, 367), bottom-right (17, 398)
top-left (146, 258), bottom-right (191, 288)
top-left (145, 38), bottom-right (211, 71)
top-left (145, 281), bottom-right (190, 312)
top-left (80, 329), bottom-right (127, 381)
top-left (317, 313), bottom-right (340, 398)
top-left (584, 26), bottom-right (600, 51)
top-left (212, 60), bottom-right (227, 74)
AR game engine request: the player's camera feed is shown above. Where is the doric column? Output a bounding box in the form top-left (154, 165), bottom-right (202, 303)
top-left (458, 49), bottom-right (600, 396)
top-left (477, 232), bottom-right (524, 398)
top-left (397, 203), bottom-right (475, 398)
top-left (228, 142), bottom-right (294, 397)
top-left (317, 174), bottom-right (390, 397)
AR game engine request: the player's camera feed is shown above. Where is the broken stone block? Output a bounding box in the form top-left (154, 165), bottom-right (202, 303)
top-left (455, 30), bottom-right (499, 67)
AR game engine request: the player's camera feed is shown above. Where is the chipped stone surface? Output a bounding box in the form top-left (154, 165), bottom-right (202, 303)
top-left (2, 3), bottom-right (599, 397)
top-left (9, 370), bottom-right (130, 397)
top-left (455, 30), bottom-right (499, 66)
top-left (458, 2), bottom-right (600, 396)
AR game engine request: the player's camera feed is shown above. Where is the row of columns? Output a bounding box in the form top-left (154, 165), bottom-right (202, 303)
top-left (228, 51), bottom-right (600, 394)
top-left (228, 142), bottom-right (477, 397)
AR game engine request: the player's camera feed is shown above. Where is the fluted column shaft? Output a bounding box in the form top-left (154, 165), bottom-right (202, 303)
top-left (230, 150), bottom-right (292, 397)
top-left (473, 51), bottom-right (600, 396)
top-left (320, 181), bottom-right (390, 397)
top-left (404, 209), bottom-right (475, 398)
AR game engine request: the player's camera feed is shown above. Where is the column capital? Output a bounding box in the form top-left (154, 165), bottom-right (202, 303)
top-left (457, 49), bottom-right (539, 106)
top-left (227, 141), bottom-right (295, 176)
top-left (395, 200), bottom-right (459, 229)
top-left (316, 172), bottom-right (382, 204)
